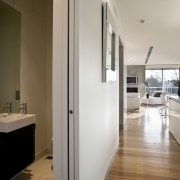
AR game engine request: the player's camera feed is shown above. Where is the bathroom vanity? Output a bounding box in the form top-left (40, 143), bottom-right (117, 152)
top-left (0, 114), bottom-right (36, 180)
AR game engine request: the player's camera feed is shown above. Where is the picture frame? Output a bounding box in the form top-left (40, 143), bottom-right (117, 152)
top-left (102, 2), bottom-right (116, 82)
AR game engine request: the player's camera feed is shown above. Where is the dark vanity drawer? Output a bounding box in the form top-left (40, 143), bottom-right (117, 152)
top-left (0, 124), bottom-right (35, 180)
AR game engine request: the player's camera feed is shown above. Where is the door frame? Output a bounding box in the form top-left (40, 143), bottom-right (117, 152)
top-left (53, 0), bottom-right (79, 179)
top-left (119, 37), bottom-right (125, 130)
top-left (68, 0), bottom-right (79, 179)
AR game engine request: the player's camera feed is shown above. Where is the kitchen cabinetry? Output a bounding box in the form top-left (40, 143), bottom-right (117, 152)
top-left (169, 96), bottom-right (180, 145)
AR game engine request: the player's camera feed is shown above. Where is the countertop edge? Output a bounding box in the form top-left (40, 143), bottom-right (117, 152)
top-left (169, 96), bottom-right (180, 103)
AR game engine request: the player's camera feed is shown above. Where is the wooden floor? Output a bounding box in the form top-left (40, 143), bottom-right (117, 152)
top-left (107, 106), bottom-right (180, 180)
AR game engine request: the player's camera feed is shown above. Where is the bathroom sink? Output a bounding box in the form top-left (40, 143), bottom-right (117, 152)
top-left (0, 113), bottom-right (36, 133)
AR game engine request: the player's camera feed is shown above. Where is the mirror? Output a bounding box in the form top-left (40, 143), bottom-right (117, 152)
top-left (0, 1), bottom-right (21, 113)
top-left (102, 2), bottom-right (117, 82)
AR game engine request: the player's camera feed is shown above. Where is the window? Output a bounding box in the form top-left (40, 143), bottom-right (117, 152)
top-left (163, 69), bottom-right (179, 94)
top-left (145, 68), bottom-right (179, 95)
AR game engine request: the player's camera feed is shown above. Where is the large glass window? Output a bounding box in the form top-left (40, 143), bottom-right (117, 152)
top-left (145, 69), bottom-right (162, 94)
top-left (163, 69), bottom-right (179, 94)
top-left (145, 68), bottom-right (179, 95)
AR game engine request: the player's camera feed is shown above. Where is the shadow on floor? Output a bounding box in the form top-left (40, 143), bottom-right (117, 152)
top-left (12, 169), bottom-right (33, 180)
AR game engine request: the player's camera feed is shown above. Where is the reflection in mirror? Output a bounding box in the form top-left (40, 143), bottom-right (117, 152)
top-left (102, 2), bottom-right (116, 82)
top-left (0, 1), bottom-right (21, 113)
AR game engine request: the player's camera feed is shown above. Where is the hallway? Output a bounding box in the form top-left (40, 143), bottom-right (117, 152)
top-left (107, 106), bottom-right (180, 179)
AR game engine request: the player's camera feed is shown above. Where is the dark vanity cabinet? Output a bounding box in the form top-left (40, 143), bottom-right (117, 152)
top-left (0, 124), bottom-right (35, 180)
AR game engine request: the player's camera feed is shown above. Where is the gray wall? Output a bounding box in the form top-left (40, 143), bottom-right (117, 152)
top-left (3, 0), bottom-right (53, 157)
top-left (127, 65), bottom-right (145, 97)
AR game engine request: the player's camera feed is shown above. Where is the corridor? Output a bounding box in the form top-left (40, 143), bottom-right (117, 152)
top-left (107, 106), bottom-right (180, 179)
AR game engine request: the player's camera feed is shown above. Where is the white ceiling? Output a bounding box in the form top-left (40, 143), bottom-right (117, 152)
top-left (116, 0), bottom-right (180, 65)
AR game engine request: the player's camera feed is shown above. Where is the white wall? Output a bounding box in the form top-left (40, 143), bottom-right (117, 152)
top-left (79, 0), bottom-right (119, 179)
top-left (2, 0), bottom-right (52, 157)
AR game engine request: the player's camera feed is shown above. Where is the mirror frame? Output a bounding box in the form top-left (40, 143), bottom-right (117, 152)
top-left (102, 2), bottom-right (116, 82)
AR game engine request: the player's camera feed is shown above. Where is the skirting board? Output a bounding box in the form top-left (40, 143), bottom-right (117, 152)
top-left (35, 148), bottom-right (49, 161)
top-left (169, 131), bottom-right (180, 147)
top-left (104, 140), bottom-right (119, 180)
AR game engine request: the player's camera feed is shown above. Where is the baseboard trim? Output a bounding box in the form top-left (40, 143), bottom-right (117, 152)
top-left (169, 130), bottom-right (180, 147)
top-left (35, 149), bottom-right (48, 161)
top-left (104, 141), bottom-right (119, 180)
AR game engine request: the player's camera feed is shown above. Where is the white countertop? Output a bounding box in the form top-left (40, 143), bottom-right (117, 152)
top-left (0, 114), bottom-right (36, 133)
top-left (169, 96), bottom-right (180, 103)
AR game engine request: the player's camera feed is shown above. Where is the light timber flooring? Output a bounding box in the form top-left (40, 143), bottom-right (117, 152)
top-left (107, 106), bottom-right (180, 180)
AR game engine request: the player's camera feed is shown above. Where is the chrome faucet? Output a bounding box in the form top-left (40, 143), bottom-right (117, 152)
top-left (2, 102), bottom-right (12, 114)
top-left (19, 103), bottom-right (27, 114)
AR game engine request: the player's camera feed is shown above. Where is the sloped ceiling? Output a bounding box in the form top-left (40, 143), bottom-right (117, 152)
top-left (116, 0), bottom-right (180, 65)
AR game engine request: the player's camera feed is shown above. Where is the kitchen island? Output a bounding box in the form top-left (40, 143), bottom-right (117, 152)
top-left (169, 96), bottom-right (180, 145)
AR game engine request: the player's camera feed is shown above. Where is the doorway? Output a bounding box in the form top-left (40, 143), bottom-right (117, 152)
top-left (119, 38), bottom-right (125, 130)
